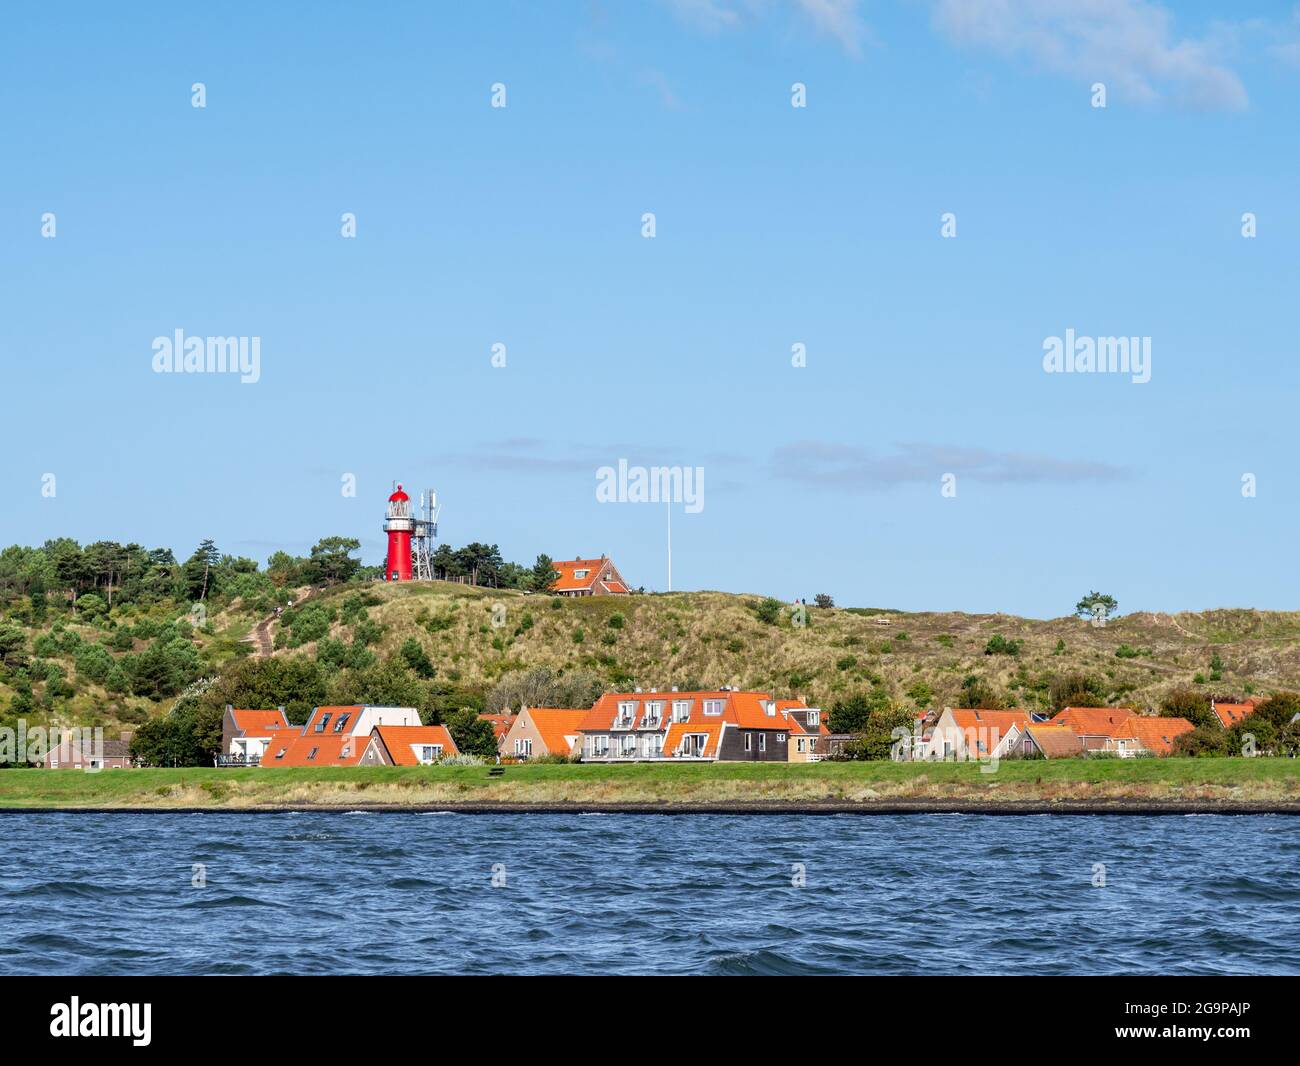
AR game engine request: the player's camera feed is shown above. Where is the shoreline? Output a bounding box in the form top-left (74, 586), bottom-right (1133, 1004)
top-left (2, 799), bottom-right (1297, 815)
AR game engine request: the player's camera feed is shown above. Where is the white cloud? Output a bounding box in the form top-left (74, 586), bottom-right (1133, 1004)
top-left (663, 0), bottom-right (868, 56)
top-left (932, 0), bottom-right (1248, 111)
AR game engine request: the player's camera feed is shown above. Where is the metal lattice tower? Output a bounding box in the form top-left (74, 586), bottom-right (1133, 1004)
top-left (411, 488), bottom-right (439, 581)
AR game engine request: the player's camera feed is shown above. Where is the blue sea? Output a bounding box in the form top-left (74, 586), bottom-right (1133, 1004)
top-left (1, 812), bottom-right (1297, 975)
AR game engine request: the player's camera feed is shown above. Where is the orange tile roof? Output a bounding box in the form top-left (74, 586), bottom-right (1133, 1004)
top-left (578, 691), bottom-right (804, 733)
top-left (264, 732), bottom-right (368, 767)
top-left (1051, 706), bottom-right (1136, 737)
top-left (523, 708), bottom-right (589, 756)
top-left (1022, 725), bottom-right (1083, 759)
top-left (1117, 716), bottom-right (1194, 755)
top-left (1212, 702), bottom-right (1255, 729)
top-left (302, 705), bottom-right (365, 734)
top-left (479, 713), bottom-right (513, 741)
top-left (372, 725), bottom-right (458, 765)
top-left (230, 708), bottom-right (290, 734)
top-left (551, 558), bottom-right (614, 592)
top-left (663, 721), bottom-right (724, 758)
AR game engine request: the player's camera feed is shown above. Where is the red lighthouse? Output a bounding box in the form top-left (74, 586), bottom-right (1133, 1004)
top-left (383, 485), bottom-right (414, 581)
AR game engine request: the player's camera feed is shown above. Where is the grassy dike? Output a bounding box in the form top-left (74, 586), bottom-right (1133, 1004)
top-left (0, 759), bottom-right (1298, 812)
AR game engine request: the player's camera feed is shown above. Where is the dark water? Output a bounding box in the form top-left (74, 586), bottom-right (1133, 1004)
top-left (1, 812), bottom-right (1297, 975)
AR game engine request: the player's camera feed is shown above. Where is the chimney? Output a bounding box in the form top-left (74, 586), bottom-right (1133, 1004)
top-left (670, 685), bottom-right (678, 692)
top-left (226, 704), bottom-right (233, 713)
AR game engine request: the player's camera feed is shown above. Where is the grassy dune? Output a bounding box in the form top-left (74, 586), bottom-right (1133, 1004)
top-left (1, 759), bottom-right (1297, 810)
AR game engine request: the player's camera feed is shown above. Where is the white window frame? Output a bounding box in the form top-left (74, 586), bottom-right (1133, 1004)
top-left (704, 699), bottom-right (724, 716)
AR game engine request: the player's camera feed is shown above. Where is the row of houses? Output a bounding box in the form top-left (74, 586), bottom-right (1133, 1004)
top-left (219, 705), bottom-right (457, 767)
top-left (913, 700), bottom-right (1263, 761)
top-left (490, 687), bottom-right (832, 762)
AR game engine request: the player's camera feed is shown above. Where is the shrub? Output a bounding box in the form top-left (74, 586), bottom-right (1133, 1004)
top-left (983, 635), bottom-right (1022, 656)
top-left (754, 598), bottom-right (783, 626)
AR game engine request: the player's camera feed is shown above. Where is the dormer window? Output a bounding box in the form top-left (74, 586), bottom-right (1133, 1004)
top-left (315, 713), bottom-right (331, 733)
top-left (672, 700), bottom-right (692, 722)
top-left (763, 700), bottom-right (776, 716)
top-left (644, 700), bottom-right (663, 724)
top-left (703, 699), bottom-right (724, 716)
top-left (806, 711), bottom-right (819, 727)
top-left (333, 714), bottom-right (351, 733)
top-left (574, 569), bottom-right (589, 579)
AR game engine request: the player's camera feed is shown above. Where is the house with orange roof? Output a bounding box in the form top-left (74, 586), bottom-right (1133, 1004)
top-left (1016, 724), bottom-right (1084, 759)
top-left (1210, 698), bottom-right (1258, 729)
top-left (229, 703), bottom-right (458, 768)
top-left (501, 706), bottom-right (589, 759)
top-left (550, 555), bottom-right (629, 597)
top-left (1050, 707), bottom-right (1138, 752)
top-left (1109, 716), bottom-right (1195, 756)
top-left (479, 713), bottom-right (514, 744)
top-left (924, 707), bottom-right (1034, 761)
top-left (576, 687), bottom-right (813, 762)
top-left (368, 725), bottom-right (458, 765)
top-left (220, 706), bottom-right (291, 766)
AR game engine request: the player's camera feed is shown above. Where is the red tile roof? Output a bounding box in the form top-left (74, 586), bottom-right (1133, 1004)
top-left (372, 725), bottom-right (458, 765)
top-left (230, 708), bottom-right (290, 734)
top-left (578, 691), bottom-right (805, 733)
top-left (1051, 706), bottom-right (1136, 737)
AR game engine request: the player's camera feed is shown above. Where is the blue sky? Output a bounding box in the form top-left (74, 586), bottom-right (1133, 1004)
top-left (2, 1), bottom-right (1299, 617)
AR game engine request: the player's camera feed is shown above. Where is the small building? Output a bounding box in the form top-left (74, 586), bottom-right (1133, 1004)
top-left (1111, 716), bottom-right (1195, 756)
top-left (44, 731), bottom-right (134, 770)
top-left (785, 705), bottom-right (830, 762)
top-left (550, 555), bottom-right (629, 597)
top-left (253, 705), bottom-right (428, 767)
top-left (479, 713), bottom-right (514, 745)
top-left (1211, 698), bottom-right (1258, 729)
top-left (367, 725), bottom-right (458, 765)
top-left (501, 706), bottom-right (588, 759)
top-left (1050, 707), bottom-right (1137, 751)
top-left (925, 708), bottom-right (1032, 761)
top-left (1017, 724), bottom-right (1083, 759)
top-left (220, 706), bottom-right (292, 766)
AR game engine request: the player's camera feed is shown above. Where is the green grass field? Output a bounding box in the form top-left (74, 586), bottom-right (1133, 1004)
top-left (0, 758), bottom-right (1297, 809)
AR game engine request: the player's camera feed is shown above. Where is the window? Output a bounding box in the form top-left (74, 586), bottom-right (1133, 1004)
top-left (315, 713), bottom-right (331, 733)
top-left (809, 738), bottom-right (818, 751)
top-left (759, 734), bottom-right (766, 753)
top-left (274, 748), bottom-right (286, 760)
top-left (703, 699), bottom-right (724, 716)
top-left (776, 733), bottom-right (786, 743)
top-left (515, 738), bottom-right (532, 756)
top-left (797, 738), bottom-right (806, 753)
top-left (307, 747), bottom-right (319, 760)
top-left (672, 700), bottom-right (692, 722)
top-left (644, 700), bottom-right (663, 725)
top-left (806, 711), bottom-right (819, 728)
top-left (744, 733), bottom-right (752, 751)
top-left (420, 745), bottom-right (442, 763)
top-left (574, 569), bottom-right (588, 579)
top-left (762, 700), bottom-right (775, 716)
top-left (334, 714), bottom-right (351, 733)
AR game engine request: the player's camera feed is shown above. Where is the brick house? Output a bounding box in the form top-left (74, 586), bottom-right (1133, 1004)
top-left (550, 555), bottom-right (629, 596)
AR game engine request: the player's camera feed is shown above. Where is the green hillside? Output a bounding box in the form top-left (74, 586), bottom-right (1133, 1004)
top-left (6, 571), bottom-right (1300, 759)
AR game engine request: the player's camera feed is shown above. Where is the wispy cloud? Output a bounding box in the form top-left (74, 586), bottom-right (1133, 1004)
top-left (931, 0), bottom-right (1248, 111)
top-left (771, 440), bottom-right (1130, 488)
top-left (663, 0), bottom-right (868, 56)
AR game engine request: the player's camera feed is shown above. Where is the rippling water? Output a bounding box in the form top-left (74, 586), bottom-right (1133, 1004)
top-left (1, 812), bottom-right (1297, 975)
